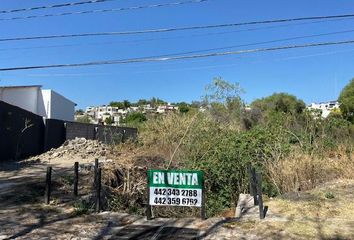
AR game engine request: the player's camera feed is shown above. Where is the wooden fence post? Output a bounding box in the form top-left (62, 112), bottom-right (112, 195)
top-left (256, 172), bottom-right (265, 219)
top-left (248, 165), bottom-right (258, 206)
top-left (95, 158), bottom-right (99, 170)
top-left (252, 167), bottom-right (259, 206)
top-left (74, 162), bottom-right (79, 196)
top-left (248, 165), bottom-right (254, 196)
top-left (45, 166), bottom-right (52, 204)
top-left (95, 167), bottom-right (101, 212)
top-left (94, 158), bottom-right (99, 189)
top-left (146, 170), bottom-right (152, 220)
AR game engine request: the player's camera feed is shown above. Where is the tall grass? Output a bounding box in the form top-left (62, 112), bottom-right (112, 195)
top-left (133, 109), bottom-right (354, 216)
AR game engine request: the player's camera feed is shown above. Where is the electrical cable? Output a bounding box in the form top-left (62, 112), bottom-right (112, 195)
top-left (1, 39), bottom-right (354, 72)
top-left (0, 0), bottom-right (115, 14)
top-left (1, 13), bottom-right (354, 42)
top-left (0, 0), bottom-right (209, 21)
top-left (142, 28), bottom-right (354, 58)
top-left (2, 17), bottom-right (354, 52)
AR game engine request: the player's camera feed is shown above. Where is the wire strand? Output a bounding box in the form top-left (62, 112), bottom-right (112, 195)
top-left (143, 29), bottom-right (354, 58)
top-left (2, 22), bottom-right (354, 53)
top-left (1, 13), bottom-right (354, 42)
top-left (0, 0), bottom-right (115, 14)
top-left (0, 0), bottom-right (209, 21)
top-left (1, 39), bottom-right (354, 71)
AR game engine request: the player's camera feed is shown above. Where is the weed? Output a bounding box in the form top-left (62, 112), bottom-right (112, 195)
top-left (72, 200), bottom-right (91, 216)
top-left (325, 191), bottom-right (335, 199)
top-left (61, 175), bottom-right (74, 186)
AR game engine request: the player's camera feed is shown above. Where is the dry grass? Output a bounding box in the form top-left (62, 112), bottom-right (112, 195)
top-left (265, 150), bottom-right (354, 193)
top-left (138, 113), bottom-right (200, 168)
top-left (227, 179), bottom-right (354, 239)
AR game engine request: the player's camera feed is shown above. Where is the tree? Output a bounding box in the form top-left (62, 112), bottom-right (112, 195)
top-left (105, 116), bottom-right (114, 125)
top-left (75, 109), bottom-right (84, 115)
top-left (204, 77), bottom-right (244, 104)
top-left (110, 100), bottom-right (131, 109)
top-left (137, 99), bottom-right (148, 106)
top-left (123, 100), bottom-right (131, 109)
top-left (76, 115), bottom-right (91, 123)
top-left (177, 102), bottom-right (190, 113)
top-left (109, 101), bottom-right (124, 109)
top-left (339, 78), bottom-right (354, 123)
top-left (123, 112), bottom-right (147, 125)
top-left (150, 97), bottom-right (166, 108)
top-left (204, 77), bottom-right (245, 124)
top-left (251, 93), bottom-right (306, 115)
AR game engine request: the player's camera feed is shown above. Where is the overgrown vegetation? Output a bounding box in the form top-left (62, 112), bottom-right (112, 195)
top-left (104, 77), bottom-right (354, 217)
top-left (72, 200), bottom-right (92, 216)
top-left (339, 77), bottom-right (354, 123)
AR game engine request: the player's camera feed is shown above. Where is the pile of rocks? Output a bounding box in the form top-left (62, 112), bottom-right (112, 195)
top-left (29, 137), bottom-right (112, 162)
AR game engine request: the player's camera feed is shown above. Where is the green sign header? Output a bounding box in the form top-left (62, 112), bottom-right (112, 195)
top-left (148, 169), bottom-right (203, 189)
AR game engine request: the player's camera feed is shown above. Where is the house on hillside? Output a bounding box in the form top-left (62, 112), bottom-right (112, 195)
top-left (307, 100), bottom-right (340, 118)
top-left (0, 85), bottom-right (76, 121)
top-left (85, 105), bottom-right (127, 124)
top-left (156, 104), bottom-right (178, 114)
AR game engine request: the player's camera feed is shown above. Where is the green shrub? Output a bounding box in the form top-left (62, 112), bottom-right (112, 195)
top-left (72, 200), bottom-right (91, 216)
top-left (325, 192), bottom-right (335, 199)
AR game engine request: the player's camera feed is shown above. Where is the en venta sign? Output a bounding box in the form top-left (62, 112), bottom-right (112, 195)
top-left (147, 169), bottom-right (204, 207)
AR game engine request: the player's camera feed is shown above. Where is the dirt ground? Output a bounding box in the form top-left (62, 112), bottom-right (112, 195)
top-left (1, 159), bottom-right (354, 239)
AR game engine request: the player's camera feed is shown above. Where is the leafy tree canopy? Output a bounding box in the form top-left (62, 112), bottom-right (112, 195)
top-left (75, 109), bottom-right (84, 114)
top-left (109, 100), bottom-right (131, 109)
top-left (109, 101), bottom-right (125, 108)
top-left (150, 97), bottom-right (167, 107)
top-left (251, 93), bottom-right (306, 114)
top-left (123, 112), bottom-right (147, 124)
top-left (137, 99), bottom-right (149, 106)
top-left (104, 116), bottom-right (114, 125)
top-left (204, 77), bottom-right (244, 105)
top-left (177, 102), bottom-right (191, 113)
top-left (76, 115), bottom-right (91, 124)
top-left (339, 78), bottom-right (354, 123)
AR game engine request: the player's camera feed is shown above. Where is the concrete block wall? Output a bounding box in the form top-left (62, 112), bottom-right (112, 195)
top-left (0, 100), bottom-right (138, 161)
top-left (65, 122), bottom-right (96, 140)
top-left (0, 101), bottom-right (45, 161)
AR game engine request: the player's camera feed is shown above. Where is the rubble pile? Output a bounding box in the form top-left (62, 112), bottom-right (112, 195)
top-left (29, 137), bottom-right (112, 162)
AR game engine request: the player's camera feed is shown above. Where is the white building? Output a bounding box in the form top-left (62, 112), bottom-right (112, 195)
top-left (85, 103), bottom-right (179, 125)
top-left (86, 105), bottom-right (126, 121)
top-left (307, 101), bottom-right (340, 118)
top-left (0, 85), bottom-right (76, 121)
top-left (41, 89), bottom-right (76, 121)
top-left (156, 105), bottom-right (178, 114)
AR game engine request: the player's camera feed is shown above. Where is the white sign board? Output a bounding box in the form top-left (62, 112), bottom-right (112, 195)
top-left (148, 170), bottom-right (204, 207)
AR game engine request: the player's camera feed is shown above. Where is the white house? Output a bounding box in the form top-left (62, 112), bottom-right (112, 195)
top-left (85, 105), bottom-right (128, 125)
top-left (307, 101), bottom-right (340, 118)
top-left (0, 85), bottom-right (76, 121)
top-left (41, 89), bottom-right (76, 121)
top-left (156, 105), bottom-right (178, 114)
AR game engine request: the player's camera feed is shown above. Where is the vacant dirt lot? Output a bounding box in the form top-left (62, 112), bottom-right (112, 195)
top-left (1, 156), bottom-right (354, 240)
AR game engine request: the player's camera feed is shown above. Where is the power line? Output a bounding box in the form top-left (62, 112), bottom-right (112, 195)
top-left (1, 39), bottom-right (354, 72)
top-left (146, 29), bottom-right (354, 58)
top-left (0, 0), bottom-right (209, 21)
top-left (1, 13), bottom-right (354, 42)
top-left (1, 18), bottom-right (353, 52)
top-left (0, 0), bottom-right (115, 14)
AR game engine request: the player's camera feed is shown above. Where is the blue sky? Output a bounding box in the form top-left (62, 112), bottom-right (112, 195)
top-left (1, 0), bottom-right (354, 109)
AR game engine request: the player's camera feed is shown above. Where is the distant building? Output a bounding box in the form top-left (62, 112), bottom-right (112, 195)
top-left (85, 105), bottom-right (127, 124)
top-left (307, 100), bottom-right (340, 118)
top-left (0, 85), bottom-right (76, 121)
top-left (84, 103), bottom-right (179, 125)
top-left (156, 105), bottom-right (178, 114)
